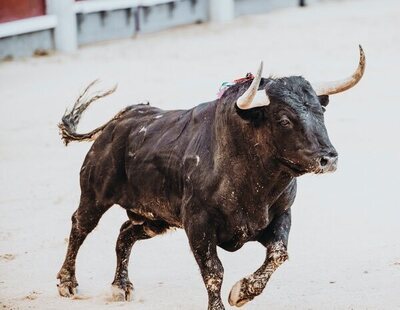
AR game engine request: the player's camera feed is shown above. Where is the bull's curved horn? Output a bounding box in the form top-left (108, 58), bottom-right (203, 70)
top-left (313, 45), bottom-right (366, 96)
top-left (236, 62), bottom-right (270, 110)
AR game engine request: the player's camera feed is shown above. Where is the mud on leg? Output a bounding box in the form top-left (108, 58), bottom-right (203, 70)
top-left (57, 197), bottom-right (111, 297)
top-left (112, 213), bottom-right (169, 301)
top-left (228, 209), bottom-right (291, 307)
top-left (185, 211), bottom-right (225, 310)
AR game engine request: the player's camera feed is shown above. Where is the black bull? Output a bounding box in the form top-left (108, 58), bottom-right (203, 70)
top-left (57, 49), bottom-right (365, 309)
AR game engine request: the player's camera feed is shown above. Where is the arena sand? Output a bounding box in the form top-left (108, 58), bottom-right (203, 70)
top-left (1, 0), bottom-right (399, 308)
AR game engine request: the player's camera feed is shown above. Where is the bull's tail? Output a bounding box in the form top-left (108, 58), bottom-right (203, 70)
top-left (58, 80), bottom-right (126, 146)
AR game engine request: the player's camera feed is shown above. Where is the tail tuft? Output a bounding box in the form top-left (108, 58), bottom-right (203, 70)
top-left (58, 80), bottom-right (117, 146)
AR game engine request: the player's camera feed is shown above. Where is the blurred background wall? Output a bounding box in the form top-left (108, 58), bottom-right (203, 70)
top-left (0, 0), bottom-right (311, 59)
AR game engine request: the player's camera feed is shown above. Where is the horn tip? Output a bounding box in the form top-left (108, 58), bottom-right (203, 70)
top-left (358, 44), bottom-right (365, 59)
top-left (358, 44), bottom-right (366, 68)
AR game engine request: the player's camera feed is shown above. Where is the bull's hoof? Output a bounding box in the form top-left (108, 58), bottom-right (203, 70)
top-left (57, 281), bottom-right (78, 298)
top-left (228, 280), bottom-right (251, 307)
top-left (111, 283), bottom-right (134, 302)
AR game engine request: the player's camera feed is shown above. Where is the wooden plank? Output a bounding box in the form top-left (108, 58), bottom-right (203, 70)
top-left (74, 0), bottom-right (178, 14)
top-left (74, 0), bottom-right (139, 14)
top-left (0, 15), bottom-right (57, 38)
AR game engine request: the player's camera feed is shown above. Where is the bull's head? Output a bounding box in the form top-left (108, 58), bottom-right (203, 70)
top-left (235, 46), bottom-right (365, 175)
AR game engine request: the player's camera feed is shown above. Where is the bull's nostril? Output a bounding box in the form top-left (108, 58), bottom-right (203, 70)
top-left (328, 151), bottom-right (338, 158)
top-left (320, 157), bottom-right (328, 167)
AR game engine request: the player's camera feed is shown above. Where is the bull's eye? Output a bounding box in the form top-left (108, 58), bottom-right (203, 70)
top-left (279, 116), bottom-right (292, 128)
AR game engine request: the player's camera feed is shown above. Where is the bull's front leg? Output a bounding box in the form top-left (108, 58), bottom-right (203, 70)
top-left (228, 209), bottom-right (291, 307)
top-left (184, 210), bottom-right (225, 310)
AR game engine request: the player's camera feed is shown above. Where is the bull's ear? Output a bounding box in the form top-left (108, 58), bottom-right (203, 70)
top-left (318, 95), bottom-right (329, 107)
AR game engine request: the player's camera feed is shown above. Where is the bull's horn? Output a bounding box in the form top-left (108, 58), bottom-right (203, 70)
top-left (237, 62), bottom-right (270, 110)
top-left (314, 45), bottom-right (366, 96)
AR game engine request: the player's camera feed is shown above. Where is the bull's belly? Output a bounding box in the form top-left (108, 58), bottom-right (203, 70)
top-left (125, 196), bottom-right (183, 228)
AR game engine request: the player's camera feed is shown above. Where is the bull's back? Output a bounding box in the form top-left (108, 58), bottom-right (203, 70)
top-left (80, 102), bottom-right (216, 225)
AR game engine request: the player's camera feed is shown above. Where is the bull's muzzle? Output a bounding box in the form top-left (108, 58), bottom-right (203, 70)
top-left (316, 152), bottom-right (338, 173)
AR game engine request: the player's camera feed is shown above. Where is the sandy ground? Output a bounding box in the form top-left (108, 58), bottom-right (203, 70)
top-left (1, 0), bottom-right (400, 309)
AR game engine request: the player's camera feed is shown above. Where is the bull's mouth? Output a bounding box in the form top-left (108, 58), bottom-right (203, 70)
top-left (277, 157), bottom-right (311, 176)
top-left (313, 162), bottom-right (338, 174)
top-left (277, 153), bottom-right (339, 176)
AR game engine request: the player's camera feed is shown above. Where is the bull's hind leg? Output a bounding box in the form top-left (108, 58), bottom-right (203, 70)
top-left (57, 194), bottom-right (111, 297)
top-left (111, 212), bottom-right (170, 301)
top-left (228, 209), bottom-right (291, 307)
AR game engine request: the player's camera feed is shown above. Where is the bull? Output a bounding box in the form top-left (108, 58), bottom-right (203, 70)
top-left (57, 46), bottom-right (365, 309)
